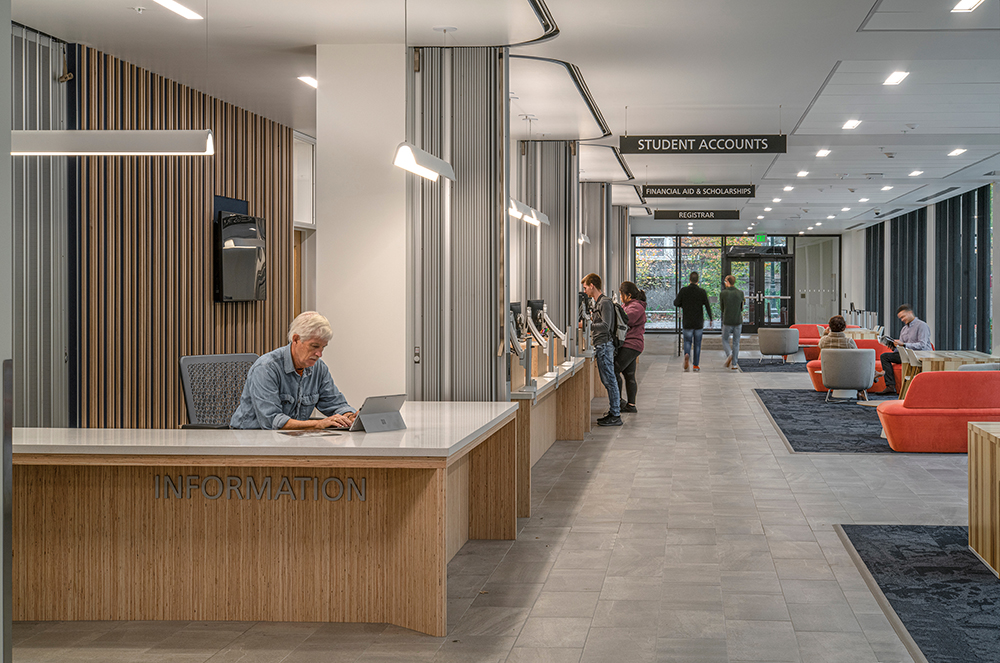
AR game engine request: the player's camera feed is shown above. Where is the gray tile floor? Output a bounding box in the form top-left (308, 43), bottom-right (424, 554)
top-left (14, 346), bottom-right (968, 662)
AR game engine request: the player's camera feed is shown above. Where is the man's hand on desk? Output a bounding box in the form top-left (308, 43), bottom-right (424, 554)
top-left (314, 411), bottom-right (357, 430)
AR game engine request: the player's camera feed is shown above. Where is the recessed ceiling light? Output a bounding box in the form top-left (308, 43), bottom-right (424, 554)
top-left (773, 198), bottom-right (781, 203)
top-left (881, 186), bottom-right (893, 191)
top-left (151, 0), bottom-right (203, 19)
top-left (952, 0), bottom-right (985, 11)
top-left (799, 231), bottom-right (805, 235)
top-left (816, 222), bottom-right (823, 226)
top-left (808, 227), bottom-right (814, 230)
top-left (827, 215), bottom-right (835, 219)
top-left (688, 231), bottom-right (693, 234)
top-left (909, 170), bottom-right (923, 177)
top-left (783, 186), bottom-right (794, 192)
top-left (842, 120), bottom-right (862, 130)
top-left (748, 226), bottom-right (754, 230)
top-left (764, 207), bottom-right (772, 211)
top-left (757, 215), bottom-right (764, 219)
top-left (816, 149), bottom-right (831, 157)
top-left (884, 71), bottom-right (909, 86)
top-left (948, 148), bottom-right (967, 156)
top-left (859, 198), bottom-right (869, 202)
top-left (841, 207), bottom-right (851, 211)
top-left (797, 171), bottom-right (809, 177)
top-left (298, 76), bottom-right (318, 88)
top-left (743, 231), bottom-right (748, 235)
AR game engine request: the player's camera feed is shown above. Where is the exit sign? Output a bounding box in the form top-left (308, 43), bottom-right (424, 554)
top-left (755, 234), bottom-right (766, 242)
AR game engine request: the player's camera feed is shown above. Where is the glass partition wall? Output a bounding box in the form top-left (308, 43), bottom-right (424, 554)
top-left (634, 235), bottom-right (793, 333)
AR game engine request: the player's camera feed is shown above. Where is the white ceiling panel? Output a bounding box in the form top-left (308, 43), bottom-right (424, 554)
top-left (578, 145), bottom-right (631, 182)
top-left (862, 0), bottom-right (1000, 31)
top-left (509, 56), bottom-right (605, 140)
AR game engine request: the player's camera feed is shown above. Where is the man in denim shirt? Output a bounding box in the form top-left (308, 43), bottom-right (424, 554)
top-left (230, 311), bottom-right (357, 430)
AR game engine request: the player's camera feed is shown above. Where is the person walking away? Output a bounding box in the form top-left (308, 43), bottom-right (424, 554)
top-left (615, 281), bottom-right (647, 413)
top-left (876, 304), bottom-right (932, 395)
top-left (719, 275), bottom-right (744, 370)
top-left (673, 271), bottom-right (713, 371)
top-left (581, 273), bottom-right (623, 426)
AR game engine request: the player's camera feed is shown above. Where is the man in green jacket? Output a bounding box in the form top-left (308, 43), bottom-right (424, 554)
top-left (719, 275), bottom-right (745, 370)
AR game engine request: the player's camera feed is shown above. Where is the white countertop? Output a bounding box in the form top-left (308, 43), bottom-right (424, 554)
top-left (14, 401), bottom-right (519, 459)
top-left (511, 357), bottom-right (586, 401)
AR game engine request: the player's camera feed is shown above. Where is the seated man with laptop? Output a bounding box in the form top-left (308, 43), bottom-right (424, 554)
top-left (230, 311), bottom-right (357, 430)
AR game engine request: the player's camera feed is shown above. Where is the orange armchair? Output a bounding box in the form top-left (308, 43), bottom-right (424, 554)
top-left (876, 371), bottom-right (1000, 453)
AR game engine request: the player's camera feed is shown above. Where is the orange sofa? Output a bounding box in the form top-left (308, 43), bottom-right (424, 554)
top-left (876, 371), bottom-right (1000, 453)
top-left (807, 339), bottom-right (897, 393)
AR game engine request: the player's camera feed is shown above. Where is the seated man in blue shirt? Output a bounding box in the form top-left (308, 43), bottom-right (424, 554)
top-left (876, 304), bottom-right (932, 395)
top-left (230, 311), bottom-right (357, 430)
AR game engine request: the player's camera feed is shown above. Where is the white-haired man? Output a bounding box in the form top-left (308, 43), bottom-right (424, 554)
top-left (230, 311), bottom-right (357, 430)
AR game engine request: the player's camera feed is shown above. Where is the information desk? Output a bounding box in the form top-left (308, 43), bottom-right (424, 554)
top-left (13, 401), bottom-right (518, 637)
top-left (511, 357), bottom-right (589, 517)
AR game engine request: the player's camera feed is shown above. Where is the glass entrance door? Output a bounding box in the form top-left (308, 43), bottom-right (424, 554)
top-left (726, 257), bottom-right (794, 333)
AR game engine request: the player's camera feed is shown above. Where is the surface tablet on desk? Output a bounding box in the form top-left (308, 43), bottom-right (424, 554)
top-left (350, 394), bottom-right (407, 433)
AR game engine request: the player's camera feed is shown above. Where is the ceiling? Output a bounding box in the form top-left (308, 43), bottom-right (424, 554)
top-left (14, 0), bottom-right (1000, 236)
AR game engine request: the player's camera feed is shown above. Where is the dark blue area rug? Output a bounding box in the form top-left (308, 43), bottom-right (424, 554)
top-left (840, 525), bottom-right (1000, 663)
top-left (738, 361), bottom-right (807, 373)
top-left (754, 388), bottom-right (896, 453)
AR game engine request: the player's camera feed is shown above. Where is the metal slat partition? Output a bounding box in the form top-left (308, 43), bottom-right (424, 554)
top-left (11, 25), bottom-right (69, 427)
top-left (407, 47), bottom-right (507, 401)
top-left (579, 182), bottom-right (607, 288)
top-left (519, 141), bottom-right (578, 332)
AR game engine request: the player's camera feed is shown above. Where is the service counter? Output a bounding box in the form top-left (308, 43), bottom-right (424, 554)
top-left (510, 356), bottom-right (590, 517)
top-left (13, 401), bottom-right (518, 637)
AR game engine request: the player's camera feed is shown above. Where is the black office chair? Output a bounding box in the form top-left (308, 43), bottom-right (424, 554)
top-left (179, 353), bottom-right (259, 428)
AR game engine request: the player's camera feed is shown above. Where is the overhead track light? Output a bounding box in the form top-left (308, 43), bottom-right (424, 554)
top-left (11, 129), bottom-right (214, 156)
top-left (393, 142), bottom-right (455, 182)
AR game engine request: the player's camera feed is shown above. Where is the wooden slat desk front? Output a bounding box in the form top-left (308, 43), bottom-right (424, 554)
top-left (12, 401), bottom-right (518, 637)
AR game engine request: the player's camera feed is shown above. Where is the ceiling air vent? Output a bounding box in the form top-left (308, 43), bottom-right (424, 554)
top-left (916, 187), bottom-right (959, 203)
top-left (886, 208), bottom-right (904, 216)
top-left (864, 173), bottom-right (884, 179)
top-left (846, 223), bottom-right (866, 230)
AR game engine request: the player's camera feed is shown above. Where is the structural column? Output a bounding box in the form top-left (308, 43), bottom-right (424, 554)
top-left (314, 45), bottom-right (408, 404)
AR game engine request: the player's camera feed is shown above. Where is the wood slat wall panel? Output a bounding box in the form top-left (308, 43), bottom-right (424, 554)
top-left (73, 46), bottom-right (294, 428)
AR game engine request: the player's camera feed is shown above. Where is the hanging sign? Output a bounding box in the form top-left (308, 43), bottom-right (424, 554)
top-left (643, 185), bottom-right (755, 198)
top-left (654, 210), bottom-right (740, 220)
top-left (755, 234), bottom-right (767, 242)
top-left (620, 135), bottom-right (786, 154)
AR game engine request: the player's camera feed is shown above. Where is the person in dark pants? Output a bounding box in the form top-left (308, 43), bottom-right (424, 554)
top-left (673, 271), bottom-right (713, 371)
top-left (615, 281), bottom-right (647, 413)
top-left (581, 272), bottom-right (623, 426)
top-left (875, 304), bottom-right (932, 395)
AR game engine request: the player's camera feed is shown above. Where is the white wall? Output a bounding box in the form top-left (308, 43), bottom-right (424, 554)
top-left (794, 236), bottom-right (840, 324)
top-left (315, 44), bottom-right (407, 406)
top-left (840, 228), bottom-right (866, 318)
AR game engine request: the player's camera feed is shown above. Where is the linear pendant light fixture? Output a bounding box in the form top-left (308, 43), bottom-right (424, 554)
top-left (11, 129), bottom-right (215, 156)
top-left (508, 198), bottom-right (549, 226)
top-left (393, 141), bottom-right (456, 182)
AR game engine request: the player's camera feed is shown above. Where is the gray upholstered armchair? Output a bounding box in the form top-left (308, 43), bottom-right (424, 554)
top-left (757, 328), bottom-right (799, 364)
top-left (820, 348), bottom-right (876, 402)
